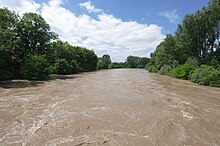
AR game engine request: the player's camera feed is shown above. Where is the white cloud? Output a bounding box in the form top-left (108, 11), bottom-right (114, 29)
top-left (159, 9), bottom-right (178, 23)
top-left (48, 0), bottom-right (64, 7)
top-left (79, 0), bottom-right (103, 13)
top-left (0, 0), bottom-right (41, 15)
top-left (0, 0), bottom-right (165, 61)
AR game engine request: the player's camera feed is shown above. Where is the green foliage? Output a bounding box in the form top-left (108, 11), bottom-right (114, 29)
top-left (0, 8), bottom-right (57, 80)
top-left (51, 41), bottom-right (98, 72)
top-left (146, 0), bottom-right (220, 87)
top-left (0, 8), bottom-right (99, 80)
top-left (20, 55), bottom-right (51, 80)
top-left (97, 54), bottom-right (112, 70)
top-left (0, 70), bottom-right (14, 81)
top-left (159, 65), bottom-right (172, 75)
top-left (0, 8), bottom-right (19, 80)
top-left (170, 64), bottom-right (196, 80)
top-left (190, 65), bottom-right (220, 87)
top-left (149, 35), bottom-right (179, 71)
top-left (126, 56), bottom-right (140, 68)
top-left (108, 62), bottom-right (127, 69)
top-left (17, 13), bottom-right (57, 56)
top-left (53, 59), bottom-right (71, 75)
top-left (102, 54), bottom-right (111, 65)
top-left (69, 60), bottom-right (79, 74)
top-left (97, 60), bottom-right (106, 70)
top-left (126, 56), bottom-right (150, 68)
top-left (71, 47), bottom-right (98, 72)
top-left (147, 66), bottom-right (158, 73)
top-left (185, 57), bottom-right (199, 67)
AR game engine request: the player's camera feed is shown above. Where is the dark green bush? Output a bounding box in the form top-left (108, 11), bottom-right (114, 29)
top-left (159, 65), bottom-right (172, 75)
top-left (170, 64), bottom-right (195, 80)
top-left (0, 70), bottom-right (14, 80)
top-left (53, 59), bottom-right (70, 75)
top-left (20, 55), bottom-right (51, 80)
top-left (69, 60), bottom-right (79, 73)
top-left (190, 65), bottom-right (220, 87)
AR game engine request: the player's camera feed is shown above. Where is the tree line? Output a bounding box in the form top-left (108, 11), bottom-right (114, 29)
top-left (145, 0), bottom-right (220, 87)
top-left (97, 54), bottom-right (150, 70)
top-left (0, 8), bottom-right (150, 81)
top-left (0, 8), bottom-right (98, 80)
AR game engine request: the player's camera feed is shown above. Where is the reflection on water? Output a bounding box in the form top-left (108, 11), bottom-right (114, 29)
top-left (0, 69), bottom-right (220, 145)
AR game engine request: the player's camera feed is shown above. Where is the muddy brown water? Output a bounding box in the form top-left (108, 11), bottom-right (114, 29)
top-left (0, 69), bottom-right (220, 146)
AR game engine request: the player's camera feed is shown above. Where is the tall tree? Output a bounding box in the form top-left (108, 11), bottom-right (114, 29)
top-left (0, 8), bottom-right (19, 79)
top-left (16, 13), bottom-right (57, 61)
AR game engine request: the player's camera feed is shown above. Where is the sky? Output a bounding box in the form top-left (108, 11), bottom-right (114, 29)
top-left (0, 0), bottom-right (209, 62)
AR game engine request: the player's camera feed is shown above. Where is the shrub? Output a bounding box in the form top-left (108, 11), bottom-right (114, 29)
top-left (190, 65), bottom-right (220, 87)
top-left (20, 55), bottom-right (51, 80)
top-left (0, 70), bottom-right (14, 81)
top-left (69, 60), bottom-right (79, 73)
top-left (170, 64), bottom-right (195, 80)
top-left (137, 65), bottom-right (144, 68)
top-left (159, 65), bottom-right (172, 75)
top-left (53, 59), bottom-right (70, 75)
top-left (185, 57), bottom-right (199, 67)
top-left (97, 60), bottom-right (106, 70)
top-left (147, 65), bottom-right (158, 73)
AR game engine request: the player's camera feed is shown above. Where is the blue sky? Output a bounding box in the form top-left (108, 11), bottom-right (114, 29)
top-left (64, 0), bottom-right (209, 34)
top-left (0, 0), bottom-right (209, 61)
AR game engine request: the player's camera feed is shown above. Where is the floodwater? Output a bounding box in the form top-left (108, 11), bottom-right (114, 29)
top-left (0, 69), bottom-right (220, 146)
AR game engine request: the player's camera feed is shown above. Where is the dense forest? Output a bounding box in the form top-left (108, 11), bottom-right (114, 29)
top-left (146, 0), bottom-right (220, 87)
top-left (1, 0), bottom-right (220, 87)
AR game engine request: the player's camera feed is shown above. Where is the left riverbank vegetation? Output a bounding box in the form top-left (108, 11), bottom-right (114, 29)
top-left (0, 8), bottom-right (98, 80)
top-left (0, 8), bottom-right (149, 81)
top-left (145, 0), bottom-right (220, 87)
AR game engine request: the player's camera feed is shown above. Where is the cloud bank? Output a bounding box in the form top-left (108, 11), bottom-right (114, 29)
top-left (0, 0), bottom-right (165, 61)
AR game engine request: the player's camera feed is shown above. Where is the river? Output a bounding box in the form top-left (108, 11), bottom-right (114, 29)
top-left (0, 69), bottom-right (220, 146)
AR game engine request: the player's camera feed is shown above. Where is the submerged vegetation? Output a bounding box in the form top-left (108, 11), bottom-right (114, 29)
top-left (145, 0), bottom-right (220, 87)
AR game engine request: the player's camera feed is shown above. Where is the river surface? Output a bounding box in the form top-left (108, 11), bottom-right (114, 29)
top-left (0, 69), bottom-right (220, 146)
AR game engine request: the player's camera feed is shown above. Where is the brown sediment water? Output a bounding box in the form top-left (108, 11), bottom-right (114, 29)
top-left (0, 69), bottom-right (220, 146)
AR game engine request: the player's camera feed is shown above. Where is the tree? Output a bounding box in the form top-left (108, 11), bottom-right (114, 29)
top-left (17, 12), bottom-right (57, 62)
top-left (97, 54), bottom-right (111, 69)
top-left (126, 56), bottom-right (140, 68)
top-left (102, 54), bottom-right (111, 65)
top-left (0, 8), bottom-right (19, 79)
top-left (20, 55), bottom-right (51, 79)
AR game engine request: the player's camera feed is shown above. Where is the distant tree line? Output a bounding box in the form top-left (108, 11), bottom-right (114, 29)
top-left (145, 0), bottom-right (220, 87)
top-left (97, 55), bottom-right (150, 70)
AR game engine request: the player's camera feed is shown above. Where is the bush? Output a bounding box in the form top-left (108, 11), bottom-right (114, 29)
top-left (97, 60), bottom-right (106, 70)
top-left (20, 55), bottom-right (51, 80)
top-left (137, 65), bottom-right (144, 68)
top-left (185, 57), bottom-right (199, 67)
top-left (69, 60), bottom-right (79, 73)
top-left (190, 65), bottom-right (220, 87)
top-left (159, 65), bottom-right (172, 75)
top-left (170, 64), bottom-right (195, 80)
top-left (53, 59), bottom-right (70, 75)
top-left (0, 70), bottom-right (14, 81)
top-left (147, 65), bottom-right (158, 73)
